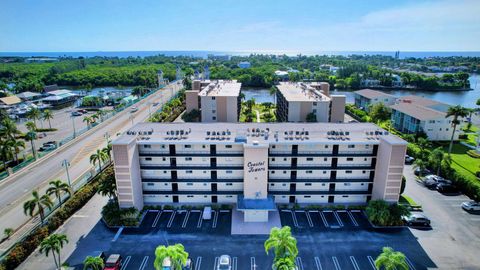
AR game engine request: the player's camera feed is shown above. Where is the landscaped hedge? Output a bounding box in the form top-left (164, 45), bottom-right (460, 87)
top-left (345, 104), bottom-right (369, 122)
top-left (0, 166), bottom-right (114, 270)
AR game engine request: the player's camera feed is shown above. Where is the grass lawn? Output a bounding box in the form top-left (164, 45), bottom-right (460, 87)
top-left (441, 143), bottom-right (479, 181)
top-left (240, 102), bottom-right (276, 123)
top-left (461, 125), bottom-right (478, 146)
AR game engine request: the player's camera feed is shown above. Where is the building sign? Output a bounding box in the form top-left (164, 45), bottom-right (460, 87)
top-left (247, 161), bottom-right (266, 173)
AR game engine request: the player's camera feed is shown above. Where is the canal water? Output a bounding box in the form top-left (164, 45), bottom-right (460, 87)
top-left (241, 74), bottom-right (480, 108)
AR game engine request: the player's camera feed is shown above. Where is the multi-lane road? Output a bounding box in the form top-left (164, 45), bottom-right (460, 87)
top-left (0, 82), bottom-right (182, 251)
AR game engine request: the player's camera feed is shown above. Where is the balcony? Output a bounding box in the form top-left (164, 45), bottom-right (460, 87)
top-left (138, 151), bottom-right (243, 157)
top-left (141, 178), bottom-right (244, 183)
top-left (268, 178), bottom-right (373, 183)
top-left (140, 165), bottom-right (244, 170)
top-left (143, 190), bottom-right (243, 195)
top-left (269, 190), bottom-right (371, 195)
top-left (269, 151), bottom-right (375, 157)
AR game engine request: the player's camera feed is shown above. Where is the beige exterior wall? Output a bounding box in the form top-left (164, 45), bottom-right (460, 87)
top-left (216, 96), bottom-right (228, 122)
top-left (243, 143), bottom-right (269, 199)
top-left (225, 96), bottom-right (238, 122)
top-left (372, 137), bottom-right (407, 202)
top-left (185, 90), bottom-right (199, 113)
top-left (330, 95), bottom-right (346, 123)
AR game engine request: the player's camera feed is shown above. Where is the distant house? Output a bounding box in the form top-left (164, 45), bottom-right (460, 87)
top-left (360, 79), bottom-right (381, 87)
top-left (238, 61), bottom-right (251, 69)
top-left (16, 91), bottom-right (42, 101)
top-left (390, 96), bottom-right (458, 141)
top-left (42, 90), bottom-right (78, 107)
top-left (274, 70), bottom-right (289, 80)
top-left (0, 96), bottom-right (22, 109)
top-left (391, 75), bottom-right (403, 87)
top-left (43, 84), bottom-right (60, 93)
top-left (354, 89), bottom-right (397, 111)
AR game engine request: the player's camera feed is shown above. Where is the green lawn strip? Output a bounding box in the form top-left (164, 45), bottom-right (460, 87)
top-left (441, 144), bottom-right (479, 179)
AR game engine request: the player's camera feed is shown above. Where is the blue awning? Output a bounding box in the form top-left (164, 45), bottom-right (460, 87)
top-left (237, 195), bottom-right (277, 211)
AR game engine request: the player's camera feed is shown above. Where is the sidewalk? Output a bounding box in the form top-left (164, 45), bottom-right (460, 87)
top-left (17, 194), bottom-right (108, 270)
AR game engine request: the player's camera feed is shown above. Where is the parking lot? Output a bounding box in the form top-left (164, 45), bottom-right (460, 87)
top-left (279, 209), bottom-right (371, 231)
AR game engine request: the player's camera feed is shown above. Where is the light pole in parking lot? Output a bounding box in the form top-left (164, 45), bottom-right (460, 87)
top-left (104, 132), bottom-right (110, 144)
top-left (62, 159), bottom-right (72, 187)
top-left (70, 115), bottom-right (77, 138)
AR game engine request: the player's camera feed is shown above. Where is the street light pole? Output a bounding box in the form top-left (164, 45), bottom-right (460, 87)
top-left (104, 132), bottom-right (111, 144)
top-left (62, 159), bottom-right (72, 187)
top-left (71, 115), bottom-right (76, 138)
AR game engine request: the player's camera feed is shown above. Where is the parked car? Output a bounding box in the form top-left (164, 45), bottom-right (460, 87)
top-left (71, 111), bottom-right (82, 117)
top-left (462, 201), bottom-right (480, 211)
top-left (130, 107), bottom-right (138, 113)
top-left (203, 206), bottom-right (212, 220)
top-left (39, 144), bottom-right (56, 152)
top-left (436, 183), bottom-right (458, 193)
top-left (43, 141), bottom-right (57, 146)
top-left (153, 102), bottom-right (159, 106)
top-left (78, 109), bottom-right (88, 114)
top-left (104, 254), bottom-right (122, 270)
top-left (422, 175), bottom-right (452, 189)
top-left (217, 255), bottom-right (231, 270)
top-left (414, 167), bottom-right (431, 176)
top-left (402, 213), bottom-right (431, 227)
top-left (183, 258), bottom-right (194, 270)
top-left (405, 155), bottom-right (415, 164)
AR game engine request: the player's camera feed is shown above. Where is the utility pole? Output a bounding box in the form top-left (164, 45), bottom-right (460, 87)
top-left (62, 159), bottom-right (72, 188)
top-left (70, 115), bottom-right (76, 138)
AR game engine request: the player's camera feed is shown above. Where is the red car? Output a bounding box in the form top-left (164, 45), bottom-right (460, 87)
top-left (104, 254), bottom-right (122, 270)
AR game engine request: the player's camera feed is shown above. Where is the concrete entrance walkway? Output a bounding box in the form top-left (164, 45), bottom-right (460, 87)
top-left (231, 207), bottom-right (281, 235)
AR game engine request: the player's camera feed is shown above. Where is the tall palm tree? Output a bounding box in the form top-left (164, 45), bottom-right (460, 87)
top-left (83, 256), bottom-right (104, 270)
top-left (0, 118), bottom-right (21, 140)
top-left (413, 159), bottom-right (428, 178)
top-left (43, 109), bottom-right (54, 129)
top-left (102, 143), bottom-right (112, 163)
top-left (25, 130), bottom-right (37, 159)
top-left (374, 247), bottom-right (409, 270)
top-left (429, 147), bottom-right (445, 176)
top-left (97, 173), bottom-right (117, 201)
top-left (47, 180), bottom-right (71, 207)
top-left (9, 139), bottom-right (25, 163)
top-left (90, 113), bottom-right (99, 124)
top-left (269, 86), bottom-right (277, 105)
top-left (90, 148), bottom-right (108, 170)
top-left (96, 109), bottom-right (106, 122)
top-left (25, 121), bottom-right (37, 132)
top-left (446, 105), bottom-right (469, 156)
top-left (40, 233), bottom-right (69, 270)
top-left (27, 107), bottom-right (41, 127)
top-left (273, 257), bottom-right (296, 270)
top-left (83, 116), bottom-right (94, 129)
top-left (23, 190), bottom-right (53, 223)
top-left (0, 140), bottom-right (13, 170)
top-left (265, 226), bottom-right (298, 263)
top-left (153, 244), bottom-right (189, 270)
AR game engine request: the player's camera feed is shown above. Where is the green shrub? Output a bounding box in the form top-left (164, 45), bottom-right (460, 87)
top-left (366, 200), bottom-right (409, 226)
top-left (102, 201), bottom-right (140, 227)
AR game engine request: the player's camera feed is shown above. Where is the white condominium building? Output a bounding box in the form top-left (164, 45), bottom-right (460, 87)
top-left (112, 122), bottom-right (406, 222)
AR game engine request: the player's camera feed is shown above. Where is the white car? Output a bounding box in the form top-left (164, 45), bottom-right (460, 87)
top-left (462, 201), bottom-right (480, 211)
top-left (217, 255), bottom-right (231, 270)
top-left (130, 107), bottom-right (138, 113)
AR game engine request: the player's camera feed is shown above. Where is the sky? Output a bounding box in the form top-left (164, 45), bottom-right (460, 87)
top-left (1, 0), bottom-right (480, 52)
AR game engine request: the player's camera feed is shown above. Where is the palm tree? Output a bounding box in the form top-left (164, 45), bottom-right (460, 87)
top-left (25, 121), bottom-right (37, 132)
top-left (413, 159), bottom-right (428, 177)
top-left (446, 105), bottom-right (469, 156)
top-left (429, 147), bottom-right (445, 176)
top-left (10, 139), bottom-right (25, 163)
top-left (273, 257), bottom-right (296, 270)
top-left (23, 190), bottom-right (53, 223)
top-left (90, 113), bottom-right (99, 124)
top-left (97, 173), bottom-right (117, 201)
top-left (0, 140), bottom-right (13, 171)
top-left (102, 143), bottom-right (112, 163)
top-left (153, 244), bottom-right (189, 270)
top-left (374, 247), bottom-right (409, 270)
top-left (27, 107), bottom-right (41, 127)
top-left (47, 180), bottom-right (71, 207)
top-left (0, 118), bottom-right (21, 140)
top-left (97, 109), bottom-right (106, 122)
top-left (83, 116), bottom-right (94, 129)
top-left (90, 148), bottom-right (108, 170)
top-left (83, 255), bottom-right (104, 270)
top-left (3, 228), bottom-right (14, 240)
top-left (25, 130), bottom-right (37, 159)
top-left (40, 233), bottom-right (69, 270)
top-left (269, 86), bottom-right (277, 105)
top-left (265, 226), bottom-right (298, 263)
top-left (43, 109), bottom-right (54, 129)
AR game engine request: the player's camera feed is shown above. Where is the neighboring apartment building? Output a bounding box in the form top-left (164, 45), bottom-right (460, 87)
top-left (354, 89), bottom-right (397, 111)
top-left (390, 96), bottom-right (459, 141)
top-left (185, 80), bottom-right (241, 122)
top-left (276, 82), bottom-right (345, 123)
top-left (112, 122), bottom-right (407, 222)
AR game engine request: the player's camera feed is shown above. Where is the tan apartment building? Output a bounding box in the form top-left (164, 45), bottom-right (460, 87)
top-left (112, 122), bottom-right (406, 222)
top-left (276, 82), bottom-right (346, 123)
top-left (185, 80), bottom-right (241, 122)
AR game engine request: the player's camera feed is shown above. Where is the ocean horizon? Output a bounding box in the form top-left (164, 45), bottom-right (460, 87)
top-left (1, 50), bottom-right (480, 59)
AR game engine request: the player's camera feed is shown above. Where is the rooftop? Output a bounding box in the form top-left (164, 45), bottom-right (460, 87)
top-left (391, 95), bottom-right (452, 120)
top-left (198, 80), bottom-right (241, 97)
top-left (277, 82), bottom-right (331, 102)
top-left (354, 89), bottom-right (395, 99)
top-left (113, 122), bottom-right (406, 145)
top-left (0, 96), bottom-right (22, 105)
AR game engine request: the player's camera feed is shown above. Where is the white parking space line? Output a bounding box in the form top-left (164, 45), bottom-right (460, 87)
top-left (167, 211), bottom-right (176, 228)
top-left (305, 211), bottom-right (314, 227)
top-left (152, 211), bottom-right (162, 228)
top-left (332, 256), bottom-right (341, 270)
top-left (112, 227), bottom-right (123, 242)
top-left (347, 211), bottom-right (359, 226)
top-left (213, 257), bottom-right (219, 270)
top-left (212, 210), bottom-right (218, 228)
top-left (197, 211), bottom-right (203, 228)
top-left (139, 256), bottom-right (149, 270)
top-left (195, 257), bottom-right (202, 270)
top-left (405, 256), bottom-right (417, 270)
top-left (296, 257), bottom-right (304, 270)
top-left (350, 210), bottom-right (361, 213)
top-left (349, 256), bottom-right (360, 270)
top-left (250, 257), bottom-right (256, 270)
top-left (182, 210), bottom-right (190, 228)
top-left (281, 209), bottom-right (291, 212)
top-left (163, 209), bottom-right (174, 212)
top-left (291, 210), bottom-right (299, 227)
top-left (334, 211), bottom-right (344, 227)
top-left (220, 209), bottom-right (230, 213)
top-left (320, 211), bottom-right (329, 227)
top-left (469, 217), bottom-right (480, 222)
top-left (120, 256), bottom-right (131, 270)
top-left (233, 257), bottom-right (238, 270)
top-left (314, 256), bottom-right (323, 270)
top-left (367, 256), bottom-right (376, 269)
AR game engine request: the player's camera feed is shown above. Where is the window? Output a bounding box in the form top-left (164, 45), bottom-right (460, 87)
top-left (342, 195), bottom-right (349, 198)
top-left (225, 145), bottom-right (232, 148)
top-left (324, 158), bottom-right (328, 161)
top-left (204, 195), bottom-right (208, 198)
top-left (163, 171), bottom-right (167, 174)
top-left (164, 183), bottom-right (168, 186)
top-left (347, 158), bottom-right (353, 161)
top-left (323, 171), bottom-right (327, 174)
top-left (346, 170), bottom-right (352, 174)
top-left (306, 170), bottom-right (313, 174)
top-left (185, 157), bottom-right (192, 161)
top-left (283, 158), bottom-right (287, 161)
top-left (282, 184), bottom-right (287, 186)
top-left (212, 110), bottom-right (216, 113)
top-left (322, 183), bottom-right (326, 186)
top-left (143, 145), bottom-right (151, 148)
top-left (429, 120), bottom-right (435, 123)
top-left (304, 196), bottom-right (311, 198)
top-left (312, 109), bottom-right (317, 113)
top-left (364, 158), bottom-right (367, 161)
top-left (324, 145), bottom-right (329, 148)
top-left (305, 183), bottom-right (312, 186)
top-left (202, 145), bottom-right (206, 148)
top-left (186, 170), bottom-right (193, 174)
top-left (344, 183), bottom-right (351, 186)
top-left (187, 195), bottom-right (194, 198)
top-left (187, 183), bottom-right (193, 186)
top-left (270, 183), bottom-right (275, 186)
top-left (212, 97), bottom-right (216, 100)
top-left (226, 195), bottom-right (233, 198)
top-left (145, 157), bottom-right (152, 161)
top-left (203, 183), bottom-right (207, 186)
top-left (147, 183), bottom-right (154, 186)
top-left (271, 158), bottom-right (276, 162)
top-left (226, 183), bottom-right (233, 186)
top-left (212, 116), bottom-right (216, 120)
top-left (161, 145), bottom-right (165, 149)
top-left (184, 145), bottom-right (192, 148)
top-left (162, 157), bottom-right (166, 161)
top-left (307, 158), bottom-right (313, 161)
top-left (272, 145), bottom-right (276, 149)
top-left (348, 145), bottom-right (355, 148)
top-left (271, 171), bottom-right (275, 174)
top-left (226, 170), bottom-right (233, 174)
top-left (283, 171), bottom-right (287, 174)
top-left (362, 170), bottom-right (366, 174)
top-left (313, 102), bottom-right (317, 106)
